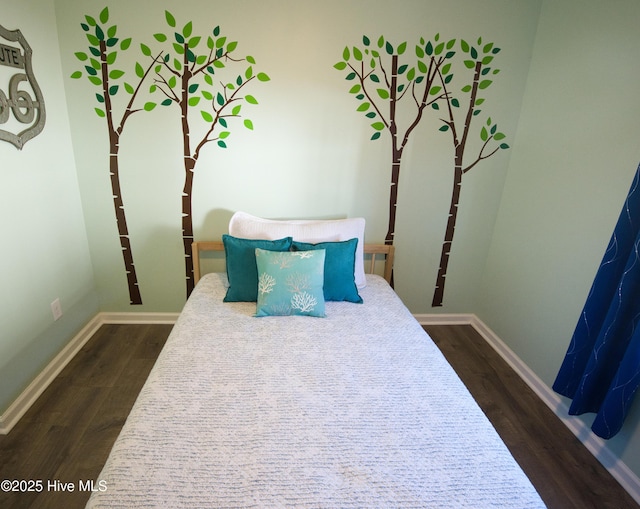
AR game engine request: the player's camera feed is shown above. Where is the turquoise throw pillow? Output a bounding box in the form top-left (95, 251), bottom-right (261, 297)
top-left (292, 238), bottom-right (362, 303)
top-left (223, 235), bottom-right (293, 302)
top-left (255, 248), bottom-right (326, 317)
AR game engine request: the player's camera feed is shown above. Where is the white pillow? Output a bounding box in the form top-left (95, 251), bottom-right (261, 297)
top-left (228, 211), bottom-right (367, 288)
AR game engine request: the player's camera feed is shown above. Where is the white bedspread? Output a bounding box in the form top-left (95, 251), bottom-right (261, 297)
top-left (87, 273), bottom-right (545, 508)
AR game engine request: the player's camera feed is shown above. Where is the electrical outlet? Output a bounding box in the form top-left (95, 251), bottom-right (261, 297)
top-left (51, 298), bottom-right (63, 321)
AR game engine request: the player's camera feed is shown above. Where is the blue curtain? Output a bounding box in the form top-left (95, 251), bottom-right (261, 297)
top-left (553, 163), bottom-right (640, 439)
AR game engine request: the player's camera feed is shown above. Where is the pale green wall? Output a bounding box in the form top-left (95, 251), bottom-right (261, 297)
top-left (3, 0), bottom-right (640, 491)
top-left (478, 0), bottom-right (640, 478)
top-left (55, 0), bottom-right (540, 313)
top-left (0, 0), bottom-right (99, 413)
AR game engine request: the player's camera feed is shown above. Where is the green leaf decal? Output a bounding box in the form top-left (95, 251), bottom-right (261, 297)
top-left (334, 61), bottom-right (347, 70)
top-left (165, 11), bottom-right (176, 27)
top-left (356, 102), bottom-right (370, 112)
top-left (217, 140), bottom-right (227, 148)
top-left (244, 119), bottom-right (254, 130)
top-left (144, 102), bottom-right (157, 111)
top-left (376, 88), bottom-right (390, 99)
top-left (201, 110), bottom-right (213, 122)
top-left (371, 132), bottom-right (381, 141)
top-left (426, 41), bottom-right (434, 55)
top-left (371, 122), bottom-right (385, 131)
top-left (70, 71), bottom-right (82, 79)
top-left (397, 42), bottom-right (407, 55)
top-left (109, 69), bottom-right (124, 79)
top-left (257, 72), bottom-right (270, 82)
top-left (183, 21), bottom-right (193, 38)
top-left (245, 94), bottom-right (258, 104)
top-left (95, 107), bottom-right (105, 118)
top-left (75, 52), bottom-right (88, 61)
top-left (99, 7), bottom-right (109, 24)
top-left (161, 99), bottom-right (172, 106)
top-left (478, 79), bottom-right (492, 89)
top-left (439, 124), bottom-right (449, 132)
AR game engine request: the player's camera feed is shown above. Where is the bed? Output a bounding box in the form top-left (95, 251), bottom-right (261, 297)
top-left (87, 214), bottom-right (545, 508)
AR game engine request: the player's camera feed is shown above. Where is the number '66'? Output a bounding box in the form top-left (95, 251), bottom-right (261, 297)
top-left (0, 73), bottom-right (38, 124)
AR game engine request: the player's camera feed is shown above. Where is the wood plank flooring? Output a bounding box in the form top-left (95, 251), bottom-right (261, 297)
top-left (0, 322), bottom-right (637, 508)
top-left (424, 324), bottom-right (639, 509)
top-left (0, 324), bottom-right (172, 509)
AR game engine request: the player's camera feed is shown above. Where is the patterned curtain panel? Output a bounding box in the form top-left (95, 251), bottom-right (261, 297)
top-left (553, 163), bottom-right (640, 439)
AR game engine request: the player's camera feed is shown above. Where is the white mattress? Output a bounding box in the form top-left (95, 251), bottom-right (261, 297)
top-left (87, 273), bottom-right (545, 508)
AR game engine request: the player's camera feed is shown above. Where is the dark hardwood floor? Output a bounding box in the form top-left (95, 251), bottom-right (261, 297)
top-left (0, 324), bottom-right (172, 509)
top-left (0, 322), bottom-right (637, 508)
top-left (424, 324), bottom-right (639, 509)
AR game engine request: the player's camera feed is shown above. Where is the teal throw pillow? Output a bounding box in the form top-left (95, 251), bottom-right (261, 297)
top-left (255, 248), bottom-right (326, 317)
top-left (223, 234), bottom-right (293, 302)
top-left (292, 238), bottom-right (362, 303)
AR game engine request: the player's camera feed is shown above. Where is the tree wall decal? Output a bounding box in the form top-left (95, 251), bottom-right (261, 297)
top-left (144, 11), bottom-right (270, 297)
top-left (71, 7), bottom-right (162, 305)
top-left (334, 35), bottom-right (454, 248)
top-left (431, 38), bottom-right (509, 307)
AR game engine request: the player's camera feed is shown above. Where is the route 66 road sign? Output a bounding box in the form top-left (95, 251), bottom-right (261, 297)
top-left (0, 25), bottom-right (46, 150)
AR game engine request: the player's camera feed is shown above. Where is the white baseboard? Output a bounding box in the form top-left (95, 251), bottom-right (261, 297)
top-left (0, 312), bottom-right (178, 435)
top-left (0, 315), bottom-right (103, 434)
top-left (99, 311), bottom-right (180, 324)
top-left (416, 313), bottom-right (640, 505)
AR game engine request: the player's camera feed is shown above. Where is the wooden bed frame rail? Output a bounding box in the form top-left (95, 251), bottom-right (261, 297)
top-left (192, 241), bottom-right (395, 285)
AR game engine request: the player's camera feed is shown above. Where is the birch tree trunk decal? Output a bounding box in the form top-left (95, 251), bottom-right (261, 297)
top-left (144, 11), bottom-right (270, 297)
top-left (431, 38), bottom-right (509, 306)
top-left (334, 35), bottom-right (454, 248)
top-left (71, 7), bottom-right (162, 305)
